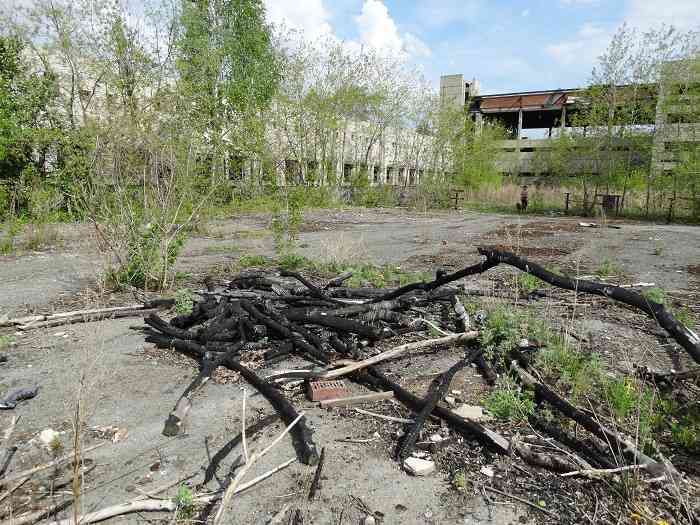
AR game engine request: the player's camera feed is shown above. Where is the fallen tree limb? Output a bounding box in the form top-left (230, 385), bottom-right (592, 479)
top-left (163, 344), bottom-right (242, 437)
top-left (221, 359), bottom-right (319, 466)
top-left (512, 363), bottom-right (673, 476)
top-left (363, 367), bottom-right (510, 454)
top-left (478, 248), bottom-right (700, 365)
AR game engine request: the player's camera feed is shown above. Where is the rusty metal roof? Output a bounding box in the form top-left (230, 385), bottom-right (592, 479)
top-left (479, 92), bottom-right (568, 111)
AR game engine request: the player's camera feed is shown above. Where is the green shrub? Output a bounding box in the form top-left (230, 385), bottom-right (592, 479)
top-left (0, 219), bottom-right (22, 255)
top-left (107, 226), bottom-right (187, 290)
top-left (484, 376), bottom-right (535, 421)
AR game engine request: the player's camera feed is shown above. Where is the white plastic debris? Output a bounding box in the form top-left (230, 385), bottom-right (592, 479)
top-left (480, 466), bottom-right (495, 478)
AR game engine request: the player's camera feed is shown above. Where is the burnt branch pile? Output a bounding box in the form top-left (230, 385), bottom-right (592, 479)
top-left (140, 248), bottom-right (699, 512)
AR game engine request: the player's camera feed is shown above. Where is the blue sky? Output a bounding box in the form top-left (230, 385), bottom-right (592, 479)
top-left (264, 0), bottom-right (700, 94)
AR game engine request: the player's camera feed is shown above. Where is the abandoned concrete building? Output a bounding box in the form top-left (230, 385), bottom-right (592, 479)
top-left (441, 71), bottom-right (699, 179)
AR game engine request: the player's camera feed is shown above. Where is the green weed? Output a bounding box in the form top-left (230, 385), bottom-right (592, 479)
top-left (238, 254), bottom-right (271, 268)
top-left (596, 258), bottom-right (622, 278)
top-left (452, 470), bottom-right (468, 492)
top-left (278, 252), bottom-right (311, 271)
top-left (517, 273), bottom-right (544, 295)
top-left (536, 341), bottom-right (602, 399)
top-left (175, 484), bottom-right (195, 520)
top-left (604, 377), bottom-right (657, 451)
top-left (0, 335), bottom-right (15, 350)
top-left (484, 376), bottom-right (535, 421)
top-left (673, 306), bottom-right (696, 329)
top-left (174, 289), bottom-right (195, 315)
top-left (642, 286), bottom-right (666, 305)
top-left (0, 219), bottom-right (22, 255)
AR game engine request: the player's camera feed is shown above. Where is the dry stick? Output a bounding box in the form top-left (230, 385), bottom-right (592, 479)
top-left (241, 388), bottom-right (249, 463)
top-left (212, 413), bottom-right (305, 525)
top-left (320, 332), bottom-right (479, 381)
top-left (268, 503), bottom-right (292, 524)
top-left (0, 443), bottom-right (105, 485)
top-left (0, 498), bottom-right (72, 525)
top-left (353, 408), bottom-right (414, 424)
top-left (482, 485), bottom-right (556, 518)
top-left (0, 416), bottom-right (18, 478)
top-left (307, 447), bottom-right (326, 501)
top-left (561, 464), bottom-right (649, 478)
top-left (263, 332), bottom-right (478, 382)
top-left (0, 475), bottom-right (29, 505)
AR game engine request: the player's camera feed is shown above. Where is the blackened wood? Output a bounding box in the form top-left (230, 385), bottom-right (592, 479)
top-left (307, 447), bottom-right (326, 501)
top-left (240, 300), bottom-right (329, 364)
top-left (369, 258), bottom-right (500, 303)
top-left (396, 349), bottom-right (480, 461)
top-left (475, 354), bottom-right (497, 386)
top-left (279, 270), bottom-right (344, 305)
top-left (513, 363), bottom-right (669, 472)
top-left (222, 358), bottom-right (320, 465)
top-left (163, 344), bottom-right (243, 437)
top-left (145, 314), bottom-right (197, 340)
top-left (284, 311), bottom-right (385, 339)
top-left (530, 416), bottom-right (615, 469)
top-left (324, 271), bottom-right (353, 288)
top-left (363, 367), bottom-right (509, 453)
top-left (480, 248), bottom-right (700, 365)
top-left (145, 334), bottom-right (207, 359)
top-left (170, 295), bottom-right (220, 329)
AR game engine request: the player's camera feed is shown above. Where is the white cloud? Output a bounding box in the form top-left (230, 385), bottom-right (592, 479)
top-left (414, 0), bottom-right (480, 28)
top-left (545, 23), bottom-right (610, 66)
top-left (264, 0), bottom-right (333, 40)
top-left (625, 0), bottom-right (700, 30)
top-left (521, 9), bottom-right (530, 17)
top-left (355, 0), bottom-right (431, 58)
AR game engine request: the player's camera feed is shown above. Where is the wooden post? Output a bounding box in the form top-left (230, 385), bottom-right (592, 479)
top-left (517, 109), bottom-right (523, 140)
top-left (564, 192), bottom-right (570, 214)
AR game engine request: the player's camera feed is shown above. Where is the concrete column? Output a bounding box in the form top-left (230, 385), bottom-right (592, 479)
top-left (517, 109), bottom-right (523, 140)
top-left (475, 112), bottom-right (483, 136)
top-left (561, 105), bottom-right (567, 132)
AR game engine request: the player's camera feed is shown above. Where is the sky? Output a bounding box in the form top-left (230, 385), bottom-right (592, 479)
top-left (263, 0), bottom-right (700, 95)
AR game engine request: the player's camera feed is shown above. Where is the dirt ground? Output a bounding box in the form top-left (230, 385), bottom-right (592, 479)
top-left (1, 208), bottom-right (699, 525)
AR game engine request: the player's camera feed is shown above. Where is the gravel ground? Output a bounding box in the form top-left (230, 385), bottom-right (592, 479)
top-left (1, 208), bottom-right (699, 525)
